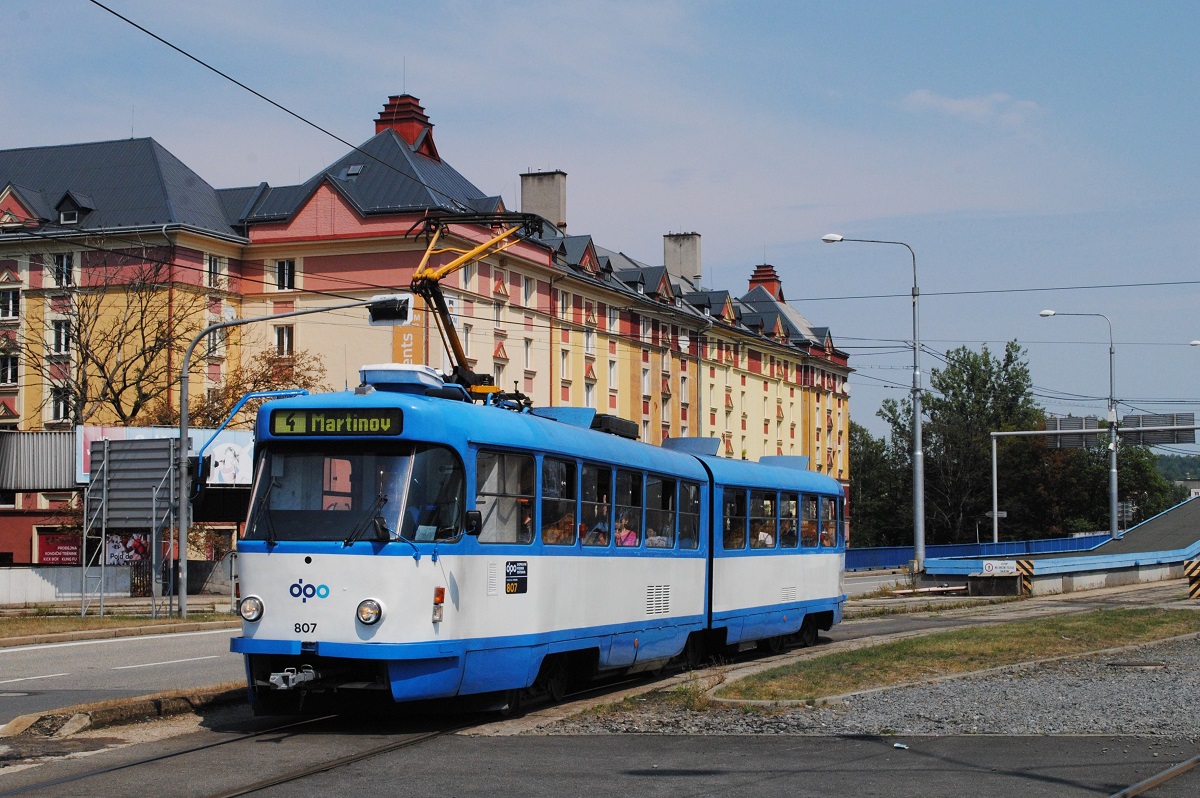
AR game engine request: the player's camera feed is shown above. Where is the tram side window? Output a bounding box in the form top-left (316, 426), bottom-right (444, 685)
top-left (398, 446), bottom-right (465, 542)
top-left (820, 496), bottom-right (839, 547)
top-left (722, 489), bottom-right (747, 550)
top-left (582, 464), bottom-right (613, 546)
top-left (749, 489), bottom-right (777, 548)
top-left (476, 451), bottom-right (535, 544)
top-left (645, 475), bottom-right (676, 548)
top-left (780, 492), bottom-right (799, 548)
top-left (678, 482), bottom-right (700, 550)
top-left (614, 469), bottom-right (643, 547)
top-left (801, 495), bottom-right (819, 548)
top-left (542, 458), bottom-right (577, 545)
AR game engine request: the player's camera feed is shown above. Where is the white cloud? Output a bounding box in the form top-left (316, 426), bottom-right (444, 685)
top-left (901, 89), bottom-right (1040, 128)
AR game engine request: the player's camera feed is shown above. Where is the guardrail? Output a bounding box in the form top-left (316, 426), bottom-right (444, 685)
top-left (845, 534), bottom-right (1109, 571)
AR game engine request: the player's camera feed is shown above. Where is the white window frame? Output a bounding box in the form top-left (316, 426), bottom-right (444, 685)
top-left (462, 323), bottom-right (473, 358)
top-left (0, 355), bottom-right (17, 385)
top-left (207, 254), bottom-right (223, 289)
top-left (584, 382), bottom-right (595, 409)
top-left (275, 325), bottom-right (295, 357)
top-left (51, 320), bottom-right (70, 355)
top-left (607, 305), bottom-right (619, 330)
top-left (50, 386), bottom-right (70, 422)
top-left (275, 259), bottom-right (296, 291)
top-left (523, 276), bottom-right (535, 307)
top-left (523, 338), bottom-right (533, 370)
top-left (584, 328), bottom-right (595, 355)
top-left (608, 360), bottom-right (617, 385)
top-left (557, 289), bottom-right (569, 320)
top-left (52, 253), bottom-right (73, 287)
top-left (0, 289), bottom-right (18, 319)
top-left (641, 367), bottom-right (650, 396)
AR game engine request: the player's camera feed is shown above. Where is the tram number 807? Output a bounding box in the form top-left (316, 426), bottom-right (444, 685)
top-left (294, 622), bottom-right (318, 634)
top-left (505, 561), bottom-right (528, 595)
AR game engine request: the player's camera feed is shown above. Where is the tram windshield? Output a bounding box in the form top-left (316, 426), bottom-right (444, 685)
top-left (242, 443), bottom-right (465, 543)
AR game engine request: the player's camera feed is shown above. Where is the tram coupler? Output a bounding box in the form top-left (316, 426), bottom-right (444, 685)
top-left (268, 665), bottom-right (318, 690)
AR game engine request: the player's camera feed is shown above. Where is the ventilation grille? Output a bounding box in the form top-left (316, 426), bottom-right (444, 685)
top-left (646, 585), bottom-right (671, 615)
top-left (487, 561), bottom-right (499, 596)
top-left (781, 586), bottom-right (798, 603)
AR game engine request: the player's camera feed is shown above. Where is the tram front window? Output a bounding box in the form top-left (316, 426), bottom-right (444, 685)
top-left (243, 443), bottom-right (464, 542)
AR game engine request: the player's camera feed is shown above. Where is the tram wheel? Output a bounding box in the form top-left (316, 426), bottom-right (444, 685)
top-left (756, 635), bottom-right (784, 655)
top-left (683, 633), bottom-right (706, 670)
top-left (540, 658), bottom-right (570, 703)
top-left (497, 688), bottom-right (523, 717)
top-left (798, 618), bottom-right (818, 648)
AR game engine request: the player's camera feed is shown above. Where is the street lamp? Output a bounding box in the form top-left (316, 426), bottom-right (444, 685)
top-left (1039, 309), bottom-right (1119, 539)
top-left (822, 234), bottom-right (925, 570)
top-left (176, 295), bottom-right (411, 616)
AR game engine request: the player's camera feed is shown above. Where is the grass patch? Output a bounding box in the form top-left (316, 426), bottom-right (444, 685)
top-left (0, 613), bottom-right (235, 639)
top-left (717, 608), bottom-right (1200, 702)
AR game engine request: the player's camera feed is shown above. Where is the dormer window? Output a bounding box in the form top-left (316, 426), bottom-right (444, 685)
top-left (347, 164), bottom-right (363, 177)
top-left (59, 210), bottom-right (78, 225)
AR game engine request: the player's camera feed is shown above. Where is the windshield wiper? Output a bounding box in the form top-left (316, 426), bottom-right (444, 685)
top-left (250, 477), bottom-right (280, 545)
top-left (344, 494), bottom-right (389, 546)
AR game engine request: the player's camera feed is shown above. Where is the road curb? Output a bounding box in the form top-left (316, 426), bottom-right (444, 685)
top-left (0, 682), bottom-right (247, 739)
top-left (0, 619), bottom-right (240, 649)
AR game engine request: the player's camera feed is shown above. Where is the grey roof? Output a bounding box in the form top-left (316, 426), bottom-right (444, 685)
top-left (741, 285), bottom-right (821, 344)
top-left (234, 129), bottom-right (493, 223)
top-left (0, 138), bottom-right (240, 238)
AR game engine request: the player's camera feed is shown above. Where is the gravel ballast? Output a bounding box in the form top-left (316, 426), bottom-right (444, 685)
top-left (543, 636), bottom-right (1200, 737)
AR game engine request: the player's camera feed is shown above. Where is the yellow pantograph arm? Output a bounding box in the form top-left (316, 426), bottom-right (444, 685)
top-left (412, 224), bottom-right (525, 283)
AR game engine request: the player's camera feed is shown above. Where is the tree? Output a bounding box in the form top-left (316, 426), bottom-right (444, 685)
top-left (848, 421), bottom-right (910, 547)
top-left (141, 344), bottom-right (328, 429)
top-left (14, 237), bottom-right (209, 427)
top-left (880, 341), bottom-right (1045, 545)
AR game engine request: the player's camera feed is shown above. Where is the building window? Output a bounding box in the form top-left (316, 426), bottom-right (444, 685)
top-left (462, 323), bottom-right (473, 358)
top-left (275, 325), bottom-right (294, 356)
top-left (524, 338), bottom-right (533, 370)
top-left (59, 209), bottom-right (79, 225)
top-left (207, 255), bottom-right (223, 288)
top-left (608, 360), bottom-right (617, 385)
top-left (53, 253), bottom-right (73, 287)
top-left (0, 290), bottom-right (18, 319)
top-left (275, 259), bottom-right (295, 291)
top-left (494, 362), bottom-right (505, 386)
top-left (680, 375), bottom-right (689, 404)
top-left (560, 348), bottom-right (569, 376)
top-left (584, 328), bottom-right (595, 355)
top-left (641, 368), bottom-right (650, 396)
top-left (463, 262), bottom-right (476, 291)
top-left (206, 328), bottom-right (226, 358)
top-left (608, 305), bottom-right (619, 331)
top-left (557, 289), bottom-right (569, 319)
top-left (50, 387), bottom-right (70, 421)
top-left (493, 301), bottom-right (504, 326)
top-left (523, 276), bottom-right (535, 307)
top-left (0, 355), bottom-right (16, 385)
top-left (585, 382), bottom-right (595, 409)
top-left (51, 320), bottom-right (70, 355)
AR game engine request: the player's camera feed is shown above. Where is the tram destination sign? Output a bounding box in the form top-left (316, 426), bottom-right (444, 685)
top-left (270, 408), bottom-right (403, 436)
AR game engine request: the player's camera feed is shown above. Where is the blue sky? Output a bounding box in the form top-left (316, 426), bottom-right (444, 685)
top-left (5, 1), bottom-right (1199, 446)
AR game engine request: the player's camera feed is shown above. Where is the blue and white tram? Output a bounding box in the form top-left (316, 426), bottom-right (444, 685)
top-left (231, 364), bottom-right (845, 713)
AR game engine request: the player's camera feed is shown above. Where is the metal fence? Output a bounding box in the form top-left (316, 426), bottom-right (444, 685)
top-left (845, 533), bottom-right (1110, 570)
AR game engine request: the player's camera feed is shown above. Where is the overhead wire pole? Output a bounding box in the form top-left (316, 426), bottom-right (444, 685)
top-left (822, 234), bottom-right (925, 571)
top-left (176, 295), bottom-right (410, 617)
top-left (1039, 310), bottom-right (1119, 539)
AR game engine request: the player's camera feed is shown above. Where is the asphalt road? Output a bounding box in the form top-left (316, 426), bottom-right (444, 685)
top-left (0, 628), bottom-right (244, 726)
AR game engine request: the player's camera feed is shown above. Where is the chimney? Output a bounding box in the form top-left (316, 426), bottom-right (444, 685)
top-left (521, 170), bottom-right (567, 230)
top-left (748, 263), bottom-right (784, 302)
top-left (375, 95), bottom-right (439, 159)
top-left (664, 232), bottom-right (702, 288)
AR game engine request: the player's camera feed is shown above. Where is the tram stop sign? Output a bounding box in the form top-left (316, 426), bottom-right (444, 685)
top-left (368, 294), bottom-right (413, 326)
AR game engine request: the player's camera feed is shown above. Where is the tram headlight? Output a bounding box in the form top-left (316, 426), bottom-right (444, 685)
top-left (238, 595), bottom-right (264, 623)
top-left (356, 599), bottom-right (384, 625)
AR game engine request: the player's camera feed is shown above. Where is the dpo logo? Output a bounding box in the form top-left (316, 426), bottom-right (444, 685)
top-left (289, 578), bottom-right (330, 603)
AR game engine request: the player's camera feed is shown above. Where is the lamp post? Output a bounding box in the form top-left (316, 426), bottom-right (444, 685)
top-left (822, 234), bottom-right (924, 570)
top-left (176, 295), bottom-right (411, 616)
top-left (1039, 309), bottom-right (1119, 539)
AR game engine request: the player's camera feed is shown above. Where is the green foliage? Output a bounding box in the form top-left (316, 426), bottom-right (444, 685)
top-left (861, 340), bottom-right (1189, 545)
